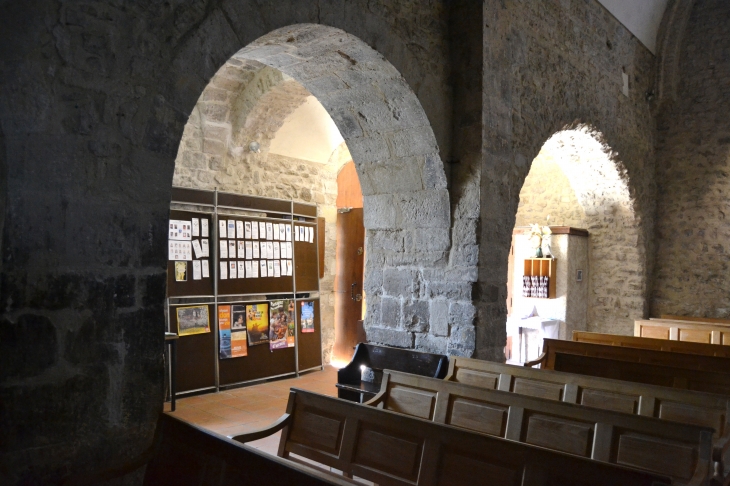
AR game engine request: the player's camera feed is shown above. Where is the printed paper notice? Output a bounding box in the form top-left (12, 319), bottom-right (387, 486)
top-left (286, 242), bottom-right (292, 259)
top-left (201, 219), bottom-right (209, 237)
top-left (174, 261), bottom-right (187, 281)
top-left (273, 242), bottom-right (280, 260)
top-left (279, 224), bottom-right (286, 241)
top-left (236, 220), bottom-right (244, 239)
top-left (244, 260), bottom-right (252, 278)
top-left (192, 260), bottom-right (201, 280)
top-left (251, 260), bottom-right (259, 278)
top-left (177, 305), bottom-right (210, 336)
top-left (237, 240), bottom-right (245, 259)
top-left (219, 240), bottom-right (228, 259)
top-left (274, 260), bottom-right (281, 278)
top-left (267, 260), bottom-right (274, 277)
top-left (244, 221), bottom-right (252, 239)
top-left (260, 260), bottom-right (267, 277)
top-left (219, 220), bottom-right (226, 238)
top-left (201, 259), bottom-right (209, 278)
top-left (259, 222), bottom-right (266, 240)
top-left (229, 261), bottom-right (237, 279)
top-left (169, 220), bottom-right (192, 241)
top-left (266, 222), bottom-right (273, 240)
top-left (308, 227), bottom-right (314, 243)
top-left (272, 223), bottom-right (279, 240)
top-left (237, 261), bottom-right (245, 279)
top-left (285, 225), bottom-right (292, 242)
top-left (220, 261), bottom-right (228, 279)
top-left (253, 241), bottom-right (260, 259)
top-left (228, 241), bottom-right (236, 260)
top-left (192, 239), bottom-right (202, 259)
top-left (169, 241), bottom-right (192, 261)
top-left (192, 218), bottom-right (200, 237)
top-left (245, 241), bottom-right (252, 259)
top-left (252, 222), bottom-right (259, 240)
top-left (227, 220), bottom-right (236, 239)
top-left (294, 226), bottom-right (300, 241)
top-left (201, 239), bottom-right (209, 257)
top-left (286, 260), bottom-right (293, 276)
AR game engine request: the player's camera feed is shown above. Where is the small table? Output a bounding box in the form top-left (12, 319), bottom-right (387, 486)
top-left (165, 332), bottom-right (179, 411)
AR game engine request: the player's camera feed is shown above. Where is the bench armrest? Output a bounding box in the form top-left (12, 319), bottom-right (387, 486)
top-left (524, 352), bottom-right (547, 368)
top-left (712, 436), bottom-right (730, 486)
top-left (231, 413), bottom-right (292, 443)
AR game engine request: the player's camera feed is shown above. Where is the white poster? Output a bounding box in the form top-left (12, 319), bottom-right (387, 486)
top-left (251, 261), bottom-right (259, 278)
top-left (227, 220), bottom-right (236, 239)
top-left (220, 261), bottom-right (228, 279)
top-left (267, 260), bottom-right (274, 277)
top-left (273, 223), bottom-right (280, 240)
top-left (169, 241), bottom-right (192, 261)
top-left (219, 240), bottom-right (228, 259)
top-left (253, 241), bottom-right (260, 259)
top-left (252, 222), bottom-right (259, 240)
top-left (192, 260), bottom-right (201, 280)
top-left (228, 241), bottom-right (236, 259)
top-left (202, 259), bottom-right (210, 278)
top-left (201, 219), bottom-right (209, 237)
top-left (192, 218), bottom-right (200, 237)
top-left (259, 222), bottom-right (266, 240)
top-left (279, 224), bottom-right (286, 241)
top-left (219, 220), bottom-right (226, 238)
top-left (169, 220), bottom-right (192, 241)
top-left (245, 241), bottom-right (253, 259)
top-left (237, 261), bottom-right (245, 279)
top-left (244, 221), bottom-right (252, 239)
top-left (260, 260), bottom-right (268, 277)
top-left (273, 242), bottom-right (280, 260)
top-left (244, 260), bottom-right (252, 278)
top-left (236, 220), bottom-right (244, 239)
top-left (201, 239), bottom-right (209, 257)
top-left (237, 240), bottom-right (245, 259)
top-left (273, 260), bottom-right (281, 278)
top-left (192, 239), bottom-right (202, 259)
top-left (266, 222), bottom-right (273, 240)
top-left (229, 261), bottom-right (237, 279)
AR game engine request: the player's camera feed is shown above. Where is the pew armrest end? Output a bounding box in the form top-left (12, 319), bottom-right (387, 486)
top-left (231, 413), bottom-right (292, 444)
top-left (524, 352), bottom-right (546, 368)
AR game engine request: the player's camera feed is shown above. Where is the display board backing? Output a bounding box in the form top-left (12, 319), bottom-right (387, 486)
top-left (297, 299), bottom-right (322, 371)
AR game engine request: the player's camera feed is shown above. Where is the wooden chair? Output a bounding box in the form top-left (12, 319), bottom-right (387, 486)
top-left (445, 355), bottom-right (730, 484)
top-left (525, 338), bottom-right (730, 395)
top-left (232, 388), bottom-right (670, 486)
top-left (574, 330), bottom-right (730, 357)
top-left (366, 370), bottom-right (712, 486)
top-left (638, 318), bottom-right (730, 345)
top-left (336, 343), bottom-right (448, 402)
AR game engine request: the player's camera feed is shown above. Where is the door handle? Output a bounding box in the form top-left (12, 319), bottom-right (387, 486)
top-left (351, 283), bottom-right (362, 302)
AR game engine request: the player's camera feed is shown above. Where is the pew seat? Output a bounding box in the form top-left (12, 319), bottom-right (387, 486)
top-left (366, 370), bottom-right (712, 486)
top-left (232, 388), bottom-right (670, 486)
top-left (574, 330), bottom-right (730, 357)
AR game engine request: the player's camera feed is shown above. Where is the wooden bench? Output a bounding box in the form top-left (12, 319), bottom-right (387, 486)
top-left (444, 355), bottom-right (730, 484)
top-left (144, 413), bottom-right (351, 486)
top-left (574, 330), bottom-right (730, 357)
top-left (367, 370), bottom-right (713, 485)
top-left (232, 388), bottom-right (670, 486)
top-left (336, 343), bottom-right (448, 402)
top-left (661, 315), bottom-right (730, 325)
top-left (525, 338), bottom-right (730, 395)
top-left (638, 318), bottom-right (730, 345)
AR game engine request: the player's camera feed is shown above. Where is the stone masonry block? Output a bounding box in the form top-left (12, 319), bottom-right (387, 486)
top-left (386, 126), bottom-right (438, 158)
top-left (369, 229), bottom-right (404, 252)
top-left (423, 153), bottom-right (448, 190)
top-left (182, 151), bottom-right (206, 169)
top-left (385, 251), bottom-right (448, 267)
top-left (203, 138), bottom-right (226, 156)
top-left (363, 194), bottom-right (397, 229)
top-left (429, 300), bottom-right (449, 337)
top-left (403, 299), bottom-right (429, 333)
top-left (405, 228), bottom-right (450, 252)
top-left (383, 268), bottom-right (413, 297)
top-left (360, 156), bottom-right (423, 195)
top-left (347, 134), bottom-right (390, 165)
top-left (399, 189), bottom-right (450, 229)
top-left (427, 281), bottom-right (472, 301)
top-left (380, 296), bottom-right (401, 329)
top-left (450, 244), bottom-right (479, 267)
top-left (366, 328), bottom-right (413, 349)
top-left (414, 333), bottom-right (448, 354)
top-left (449, 302), bottom-right (476, 326)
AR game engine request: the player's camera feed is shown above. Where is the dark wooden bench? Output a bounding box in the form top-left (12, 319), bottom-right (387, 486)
top-left (336, 342), bottom-right (448, 402)
top-left (447, 356), bottom-right (730, 484)
top-left (574, 330), bottom-right (730, 357)
top-left (366, 370), bottom-right (712, 486)
top-left (638, 318), bottom-right (730, 345)
top-left (144, 413), bottom-right (350, 486)
top-left (525, 337), bottom-right (730, 395)
top-left (232, 388), bottom-right (670, 486)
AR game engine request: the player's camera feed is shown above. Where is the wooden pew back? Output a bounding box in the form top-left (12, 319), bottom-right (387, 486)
top-left (638, 318), bottom-right (730, 345)
top-left (661, 315), bottom-right (730, 325)
top-left (234, 388), bottom-right (670, 486)
top-left (369, 371), bottom-right (712, 485)
top-left (529, 338), bottom-right (730, 395)
top-left (574, 330), bottom-right (730, 357)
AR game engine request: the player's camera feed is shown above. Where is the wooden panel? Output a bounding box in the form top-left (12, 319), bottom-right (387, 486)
top-left (580, 389), bottom-right (638, 414)
top-left (218, 192), bottom-right (291, 213)
top-left (333, 209), bottom-right (364, 360)
top-left (617, 433), bottom-right (696, 480)
top-left (354, 428), bottom-right (421, 480)
top-left (679, 328), bottom-right (713, 343)
top-left (290, 410), bottom-right (343, 453)
top-left (448, 398), bottom-right (507, 436)
top-left (336, 161), bottom-right (363, 209)
top-left (512, 378), bottom-right (563, 401)
top-left (724, 332), bottom-right (730, 345)
top-left (296, 299), bottom-right (322, 371)
top-left (579, 330), bottom-right (730, 357)
top-left (525, 414), bottom-right (593, 457)
top-left (454, 368), bottom-right (499, 389)
top-left (385, 385), bottom-right (436, 419)
top-left (437, 450), bottom-right (518, 486)
top-left (639, 325), bottom-right (670, 340)
top-left (659, 401), bottom-right (726, 437)
top-left (317, 217), bottom-right (325, 279)
top-left (293, 202), bottom-right (317, 217)
top-left (294, 222), bottom-right (319, 292)
top-left (170, 187), bottom-right (215, 206)
top-left (174, 313), bottom-right (216, 392)
top-left (661, 315), bottom-right (730, 325)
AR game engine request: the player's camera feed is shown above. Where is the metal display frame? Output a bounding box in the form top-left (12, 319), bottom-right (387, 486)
top-left (168, 187), bottom-right (323, 395)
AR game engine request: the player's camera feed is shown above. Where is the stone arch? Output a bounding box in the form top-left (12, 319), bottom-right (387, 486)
top-left (174, 24), bottom-right (467, 355)
top-left (515, 124), bottom-right (644, 335)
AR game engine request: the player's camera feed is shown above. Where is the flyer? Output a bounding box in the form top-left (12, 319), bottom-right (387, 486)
top-left (230, 304), bottom-right (248, 357)
top-left (201, 219), bottom-right (209, 237)
top-left (244, 260), bottom-right (251, 278)
top-left (301, 301), bottom-right (314, 333)
top-left (169, 220), bottom-right (192, 241)
top-left (267, 260), bottom-right (274, 277)
top-left (201, 239), bottom-right (209, 257)
top-left (237, 240), bottom-right (245, 259)
top-left (259, 222), bottom-right (266, 240)
top-left (219, 220), bottom-right (226, 238)
top-left (266, 222), bottom-right (273, 240)
top-left (279, 224), bottom-right (286, 241)
top-left (237, 260), bottom-right (245, 278)
top-left (192, 260), bottom-right (201, 280)
top-left (244, 221), bottom-right (252, 239)
top-left (174, 261), bottom-right (187, 281)
top-left (192, 239), bottom-right (202, 259)
top-left (273, 260), bottom-right (281, 278)
top-left (218, 305), bottom-right (232, 359)
top-left (220, 261), bottom-right (228, 279)
top-left (246, 303), bottom-right (269, 346)
top-left (286, 259), bottom-right (293, 276)
top-left (227, 220), bottom-right (235, 239)
top-left (245, 241), bottom-right (252, 259)
top-left (295, 226), bottom-right (300, 241)
top-left (308, 226), bottom-right (314, 243)
top-left (251, 260), bottom-right (259, 278)
top-left (201, 259), bottom-right (209, 278)
top-left (229, 261), bottom-right (237, 279)
top-left (285, 225), bottom-right (292, 242)
top-left (192, 218), bottom-right (199, 237)
top-left (219, 240), bottom-right (228, 259)
top-left (228, 241), bottom-right (236, 259)
top-left (269, 300), bottom-right (294, 350)
top-left (273, 242), bottom-right (280, 260)
top-left (169, 241), bottom-right (192, 261)
top-left (260, 260), bottom-right (267, 277)
top-left (236, 220), bottom-right (244, 239)
top-left (177, 305), bottom-right (210, 336)
top-left (251, 221), bottom-right (258, 240)
top-left (253, 241), bottom-right (260, 259)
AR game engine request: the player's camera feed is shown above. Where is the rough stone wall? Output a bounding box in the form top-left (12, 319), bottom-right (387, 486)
top-left (652, 0), bottom-right (730, 318)
top-left (479, 0), bottom-right (657, 360)
top-left (172, 61), bottom-right (343, 363)
top-left (0, 2), bottom-right (464, 483)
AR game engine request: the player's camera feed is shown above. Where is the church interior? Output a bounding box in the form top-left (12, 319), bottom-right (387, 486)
top-left (2, 0), bottom-right (730, 484)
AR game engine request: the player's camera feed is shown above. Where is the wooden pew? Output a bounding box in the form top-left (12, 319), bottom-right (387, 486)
top-left (232, 388), bottom-right (670, 486)
top-left (525, 338), bottom-right (730, 395)
top-left (144, 413), bottom-right (351, 486)
top-left (366, 370), bottom-right (712, 486)
top-left (661, 315), bottom-right (730, 325)
top-left (574, 330), bottom-right (730, 357)
top-left (444, 356), bottom-right (730, 484)
top-left (336, 343), bottom-right (448, 402)
top-left (638, 318), bottom-right (730, 345)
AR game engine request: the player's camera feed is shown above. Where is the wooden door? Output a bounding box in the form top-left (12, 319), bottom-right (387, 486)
top-left (334, 161), bottom-right (365, 361)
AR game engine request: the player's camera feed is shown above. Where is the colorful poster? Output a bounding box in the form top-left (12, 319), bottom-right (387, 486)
top-left (246, 303), bottom-right (269, 346)
top-left (174, 261), bottom-right (187, 281)
top-left (270, 300), bottom-right (295, 350)
top-left (230, 305), bottom-right (248, 357)
top-left (177, 305), bottom-right (210, 336)
top-left (218, 305), bottom-right (232, 359)
top-left (301, 301), bottom-right (314, 333)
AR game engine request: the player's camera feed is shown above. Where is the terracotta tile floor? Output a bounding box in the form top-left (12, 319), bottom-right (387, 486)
top-left (164, 365), bottom-right (338, 456)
